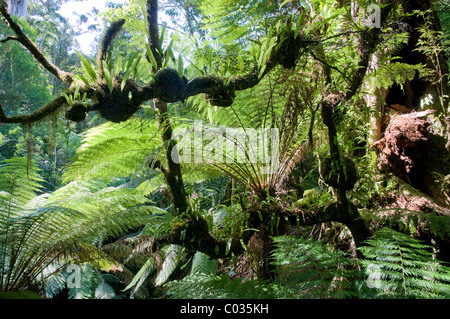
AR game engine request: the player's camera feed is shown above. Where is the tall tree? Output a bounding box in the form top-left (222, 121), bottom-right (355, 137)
top-left (5, 0), bottom-right (27, 19)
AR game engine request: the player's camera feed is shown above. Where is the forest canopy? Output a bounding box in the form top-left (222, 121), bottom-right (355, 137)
top-left (0, 0), bottom-right (449, 301)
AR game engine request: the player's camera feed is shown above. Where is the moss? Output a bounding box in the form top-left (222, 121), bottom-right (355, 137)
top-left (321, 156), bottom-right (358, 191)
top-left (97, 79), bottom-right (141, 123)
top-left (153, 68), bottom-right (185, 103)
top-left (65, 103), bottom-right (86, 122)
top-left (204, 83), bottom-right (235, 107)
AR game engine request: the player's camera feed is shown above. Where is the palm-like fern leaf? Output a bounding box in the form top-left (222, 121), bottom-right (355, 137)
top-left (63, 118), bottom-right (163, 183)
top-left (359, 228), bottom-right (450, 299)
top-left (0, 157), bottom-right (164, 294)
top-left (165, 274), bottom-right (273, 299)
top-left (271, 235), bottom-right (357, 299)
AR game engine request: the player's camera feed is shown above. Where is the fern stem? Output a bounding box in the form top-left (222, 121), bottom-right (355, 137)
top-left (396, 241), bottom-right (408, 296)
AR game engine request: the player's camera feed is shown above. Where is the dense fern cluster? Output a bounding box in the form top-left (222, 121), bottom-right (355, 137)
top-left (163, 230), bottom-right (450, 300)
top-left (359, 228), bottom-right (450, 299)
top-left (0, 157), bottom-right (160, 295)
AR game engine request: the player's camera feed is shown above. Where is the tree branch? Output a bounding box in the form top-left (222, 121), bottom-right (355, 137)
top-left (96, 19), bottom-right (126, 79)
top-left (0, 35), bottom-right (19, 43)
top-left (0, 1), bottom-right (73, 84)
top-left (0, 96), bottom-right (67, 124)
top-left (146, 0), bottom-right (162, 70)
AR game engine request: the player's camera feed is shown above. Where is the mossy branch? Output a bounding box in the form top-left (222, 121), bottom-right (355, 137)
top-left (96, 19), bottom-right (126, 79)
top-left (0, 1), bottom-right (74, 84)
top-left (0, 97), bottom-right (68, 124)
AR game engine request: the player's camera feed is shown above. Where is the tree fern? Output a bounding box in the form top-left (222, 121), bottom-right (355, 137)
top-left (359, 228), bottom-right (450, 299)
top-left (165, 274), bottom-right (273, 299)
top-left (67, 264), bottom-right (117, 299)
top-left (0, 157), bottom-right (43, 209)
top-left (123, 257), bottom-right (157, 296)
top-left (190, 251), bottom-right (218, 276)
top-left (63, 117), bottom-right (163, 183)
top-left (165, 235), bottom-right (357, 299)
top-left (0, 157), bottom-right (164, 295)
top-left (155, 244), bottom-right (185, 286)
top-left (270, 235), bottom-right (357, 299)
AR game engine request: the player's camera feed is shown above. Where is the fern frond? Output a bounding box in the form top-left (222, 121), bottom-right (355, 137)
top-left (359, 228), bottom-right (450, 299)
top-left (0, 157), bottom-right (43, 209)
top-left (271, 236), bottom-right (357, 299)
top-left (63, 118), bottom-right (162, 183)
top-left (123, 257), bottom-right (156, 295)
top-left (165, 274), bottom-right (273, 299)
top-left (190, 252), bottom-right (218, 276)
top-left (0, 161), bottom-right (159, 292)
top-left (155, 245), bottom-right (184, 286)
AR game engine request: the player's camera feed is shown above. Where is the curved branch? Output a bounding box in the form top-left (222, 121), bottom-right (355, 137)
top-left (0, 96), bottom-right (67, 124)
top-left (146, 0), bottom-right (162, 70)
top-left (0, 1), bottom-right (74, 84)
top-left (96, 19), bottom-right (126, 79)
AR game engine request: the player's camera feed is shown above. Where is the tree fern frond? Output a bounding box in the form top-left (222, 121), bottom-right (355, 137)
top-left (0, 157), bottom-right (43, 209)
top-left (271, 236), bottom-right (357, 299)
top-left (123, 257), bottom-right (156, 295)
top-left (359, 228), bottom-right (450, 299)
top-left (68, 264), bottom-right (101, 299)
top-left (94, 282), bottom-right (116, 299)
top-left (42, 263), bottom-right (67, 299)
top-left (190, 252), bottom-right (218, 276)
top-left (165, 274), bottom-right (273, 299)
top-left (63, 118), bottom-right (162, 183)
top-left (0, 165), bottom-right (159, 292)
top-left (155, 245), bottom-right (184, 286)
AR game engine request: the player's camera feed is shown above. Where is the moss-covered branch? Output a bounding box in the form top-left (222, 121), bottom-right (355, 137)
top-left (0, 0), bottom-right (73, 84)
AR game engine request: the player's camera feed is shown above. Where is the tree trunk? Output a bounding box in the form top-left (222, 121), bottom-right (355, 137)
top-left (366, 53), bottom-right (386, 146)
top-left (5, 0), bottom-right (27, 20)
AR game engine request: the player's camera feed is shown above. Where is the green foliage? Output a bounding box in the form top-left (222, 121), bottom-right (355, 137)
top-left (66, 264), bottom-right (117, 299)
top-left (371, 62), bottom-right (425, 90)
top-left (270, 236), bottom-right (357, 299)
top-left (1, 0), bottom-right (449, 301)
top-left (0, 157), bottom-right (158, 294)
top-left (166, 229), bottom-right (450, 299)
top-left (0, 290), bottom-right (43, 299)
top-left (155, 244), bottom-right (185, 286)
top-left (0, 157), bottom-right (43, 207)
top-left (0, 20), bottom-right (53, 112)
top-left (190, 251), bottom-right (218, 276)
top-left (165, 274), bottom-right (273, 299)
top-left (63, 117), bottom-right (163, 183)
top-left (359, 228), bottom-right (450, 299)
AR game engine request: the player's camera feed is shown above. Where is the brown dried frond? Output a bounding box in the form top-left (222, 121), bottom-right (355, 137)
top-left (275, 141), bottom-right (312, 192)
top-left (102, 235), bottom-right (155, 261)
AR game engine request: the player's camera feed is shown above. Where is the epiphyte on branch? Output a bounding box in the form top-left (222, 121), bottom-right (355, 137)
top-left (153, 68), bottom-right (186, 103)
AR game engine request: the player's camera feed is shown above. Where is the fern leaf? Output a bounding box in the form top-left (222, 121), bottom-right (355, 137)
top-left (359, 228), bottom-right (450, 299)
top-left (95, 282), bottom-right (116, 299)
top-left (190, 252), bottom-right (218, 276)
top-left (271, 236), bottom-right (357, 299)
top-left (155, 245), bottom-right (184, 286)
top-left (63, 118), bottom-right (162, 182)
top-left (123, 257), bottom-right (156, 294)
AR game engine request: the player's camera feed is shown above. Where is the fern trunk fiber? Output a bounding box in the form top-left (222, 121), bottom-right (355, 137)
top-left (321, 99), bottom-right (372, 249)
